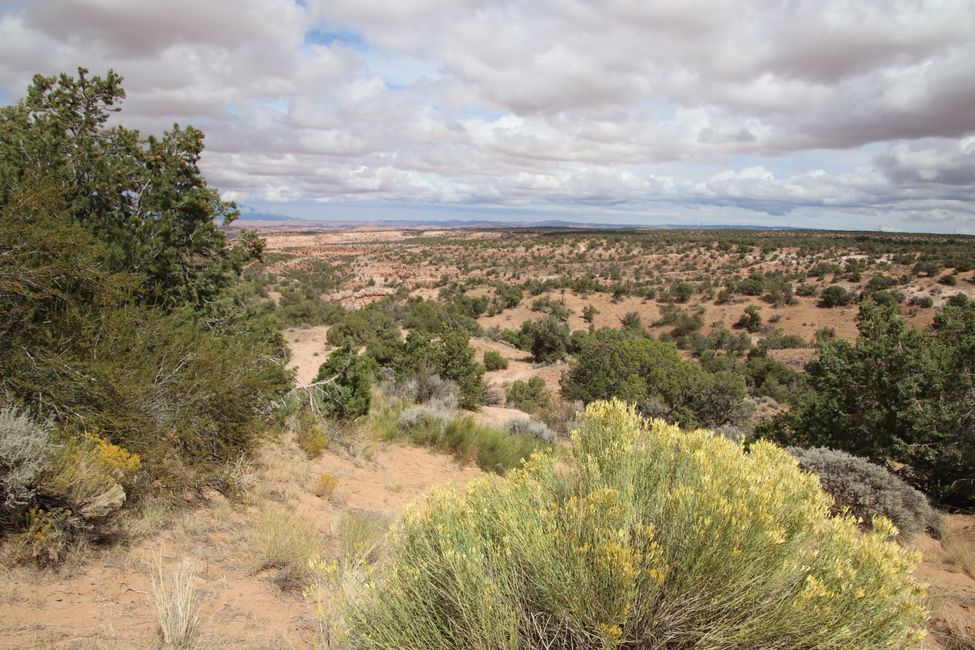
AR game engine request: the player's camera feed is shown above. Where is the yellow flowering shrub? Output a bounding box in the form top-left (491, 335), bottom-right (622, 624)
top-left (334, 399), bottom-right (927, 649)
top-left (45, 432), bottom-right (141, 518)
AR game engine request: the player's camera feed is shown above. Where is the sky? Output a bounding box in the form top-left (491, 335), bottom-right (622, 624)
top-left (1, 0), bottom-right (974, 233)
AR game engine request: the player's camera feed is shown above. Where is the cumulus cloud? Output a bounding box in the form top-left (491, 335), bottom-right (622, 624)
top-left (1, 0), bottom-right (974, 231)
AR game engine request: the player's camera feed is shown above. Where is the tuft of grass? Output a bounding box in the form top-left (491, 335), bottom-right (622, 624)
top-left (399, 411), bottom-right (545, 473)
top-left (253, 507), bottom-right (322, 589)
top-left (296, 414), bottom-right (329, 458)
top-left (333, 512), bottom-right (389, 565)
top-left (943, 529), bottom-right (975, 579)
top-left (151, 559), bottom-right (201, 649)
top-left (312, 472), bottom-right (339, 500)
top-left (941, 618), bottom-right (975, 650)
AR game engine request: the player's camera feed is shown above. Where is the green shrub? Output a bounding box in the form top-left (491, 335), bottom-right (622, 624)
top-left (506, 377), bottom-right (550, 412)
top-left (393, 330), bottom-right (485, 409)
top-left (787, 447), bottom-right (940, 540)
top-left (734, 305), bottom-right (763, 333)
top-left (336, 400), bottom-right (926, 648)
top-left (562, 332), bottom-right (747, 428)
top-left (483, 350), bottom-right (509, 371)
top-left (767, 302), bottom-right (975, 507)
top-left (314, 346), bottom-right (372, 420)
top-left (520, 315), bottom-right (571, 364)
top-left (819, 285), bottom-right (854, 307)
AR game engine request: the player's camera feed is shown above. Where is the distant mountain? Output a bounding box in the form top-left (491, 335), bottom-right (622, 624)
top-left (229, 208), bottom-right (809, 232)
top-left (235, 204), bottom-right (296, 222)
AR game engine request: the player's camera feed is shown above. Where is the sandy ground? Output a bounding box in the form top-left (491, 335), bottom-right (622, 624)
top-left (910, 515), bottom-right (975, 649)
top-left (0, 437), bottom-right (483, 649)
top-left (284, 326), bottom-right (332, 386)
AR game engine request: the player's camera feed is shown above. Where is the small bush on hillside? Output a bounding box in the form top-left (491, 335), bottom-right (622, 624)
top-left (503, 418), bottom-right (557, 444)
top-left (335, 400), bottom-right (926, 648)
top-left (383, 372), bottom-right (460, 411)
top-left (44, 432), bottom-right (141, 520)
top-left (819, 285), bottom-right (855, 307)
top-left (505, 376), bottom-right (550, 412)
top-left (734, 305), bottom-right (763, 333)
top-left (483, 350), bottom-right (508, 371)
top-left (788, 447), bottom-right (940, 540)
top-left (536, 398), bottom-right (583, 436)
top-left (520, 315), bottom-right (571, 364)
top-left (311, 472), bottom-right (339, 500)
top-left (314, 346), bottom-right (372, 420)
top-left (399, 405), bottom-right (452, 431)
top-left (0, 405), bottom-right (56, 524)
top-left (295, 412), bottom-right (329, 458)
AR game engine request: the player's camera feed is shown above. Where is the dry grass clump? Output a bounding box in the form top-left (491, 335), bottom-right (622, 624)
top-left (942, 529), bottom-right (975, 579)
top-left (335, 399), bottom-right (927, 649)
top-left (333, 512), bottom-right (388, 565)
top-left (151, 559), bottom-right (202, 649)
top-left (295, 413), bottom-right (330, 458)
top-left (252, 507), bottom-right (322, 589)
top-left (312, 472), bottom-right (339, 500)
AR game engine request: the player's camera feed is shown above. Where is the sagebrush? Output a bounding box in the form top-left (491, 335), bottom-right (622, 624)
top-left (788, 446), bottom-right (940, 539)
top-left (335, 400), bottom-right (927, 649)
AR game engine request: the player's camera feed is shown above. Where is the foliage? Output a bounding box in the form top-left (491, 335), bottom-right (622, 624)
top-left (819, 285), bottom-right (855, 307)
top-left (44, 432), bottom-right (140, 520)
top-left (394, 411), bottom-right (544, 473)
top-left (336, 400), bottom-right (926, 649)
top-left (503, 417), bottom-right (557, 444)
top-left (0, 405), bottom-right (56, 523)
top-left (295, 412), bottom-right (330, 458)
top-left (384, 372), bottom-right (459, 411)
top-left (788, 447), bottom-right (940, 540)
top-left (392, 330), bottom-right (485, 409)
top-left (0, 69), bottom-right (259, 309)
top-left (483, 350), bottom-right (509, 371)
top-left (315, 347), bottom-right (372, 420)
top-left (561, 332), bottom-right (748, 428)
top-left (0, 71), bottom-right (292, 512)
top-left (506, 377), bottom-right (550, 413)
top-left (312, 472), bottom-right (339, 500)
top-left (520, 315), bottom-right (571, 364)
top-left (735, 305), bottom-right (763, 333)
top-left (765, 302), bottom-right (975, 506)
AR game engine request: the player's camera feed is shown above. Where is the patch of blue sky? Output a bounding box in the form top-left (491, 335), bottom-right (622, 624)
top-left (459, 106), bottom-right (507, 122)
top-left (304, 28), bottom-right (367, 50)
top-left (636, 98), bottom-right (679, 121)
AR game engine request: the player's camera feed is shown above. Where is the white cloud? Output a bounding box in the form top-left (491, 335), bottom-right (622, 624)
top-left (1, 0), bottom-right (974, 231)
